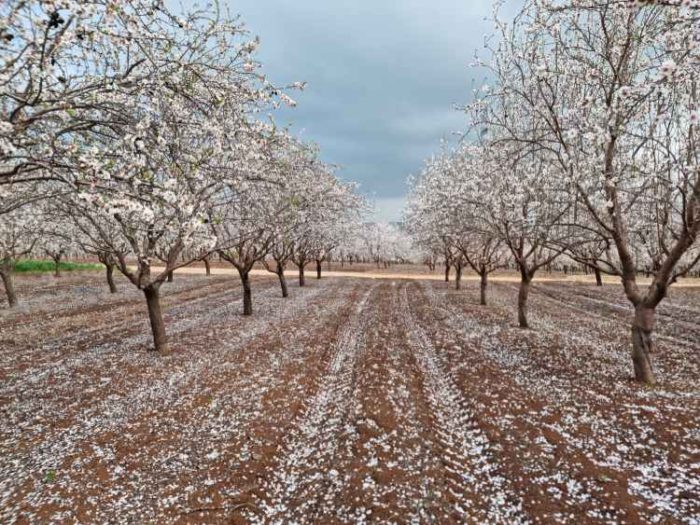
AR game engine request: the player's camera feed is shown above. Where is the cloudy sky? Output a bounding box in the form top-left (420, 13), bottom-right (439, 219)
top-left (216, 1), bottom-right (496, 221)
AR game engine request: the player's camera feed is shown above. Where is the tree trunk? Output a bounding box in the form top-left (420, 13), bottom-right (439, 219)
top-left (444, 263), bottom-right (450, 282)
top-left (203, 257), bottom-right (211, 276)
top-left (594, 267), bottom-right (603, 287)
top-left (240, 270), bottom-right (253, 316)
top-left (144, 285), bottom-right (169, 353)
top-left (54, 256), bottom-right (62, 278)
top-left (105, 263), bottom-right (118, 293)
top-left (277, 264), bottom-right (289, 298)
top-left (167, 270), bottom-right (174, 283)
top-left (480, 270), bottom-right (488, 306)
top-left (631, 306), bottom-right (656, 384)
top-left (316, 259), bottom-right (322, 279)
top-left (518, 276), bottom-right (531, 329)
top-left (1, 267), bottom-right (18, 308)
top-left (299, 264), bottom-right (305, 287)
top-left (455, 264), bottom-right (462, 290)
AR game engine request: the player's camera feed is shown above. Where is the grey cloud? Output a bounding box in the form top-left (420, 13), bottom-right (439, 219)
top-left (189, 0), bottom-right (496, 216)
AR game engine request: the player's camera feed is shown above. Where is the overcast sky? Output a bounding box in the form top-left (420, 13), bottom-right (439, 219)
top-left (211, 1), bottom-right (496, 221)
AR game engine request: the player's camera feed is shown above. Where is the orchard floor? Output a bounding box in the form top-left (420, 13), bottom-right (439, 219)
top-left (0, 272), bottom-right (698, 524)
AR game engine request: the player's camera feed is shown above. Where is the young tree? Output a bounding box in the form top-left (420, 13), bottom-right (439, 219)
top-left (460, 234), bottom-right (504, 306)
top-left (212, 182), bottom-right (278, 316)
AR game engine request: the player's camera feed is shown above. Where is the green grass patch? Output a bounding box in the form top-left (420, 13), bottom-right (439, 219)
top-left (14, 259), bottom-right (102, 273)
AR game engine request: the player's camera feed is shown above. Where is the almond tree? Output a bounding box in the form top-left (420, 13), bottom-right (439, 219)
top-left (408, 142), bottom-right (572, 326)
top-left (38, 203), bottom-right (80, 278)
top-left (477, 0), bottom-right (700, 383)
top-left (68, 203), bottom-right (130, 294)
top-left (292, 166), bottom-right (362, 284)
top-left (41, 232), bottom-right (72, 278)
top-left (0, 0), bottom-right (246, 184)
top-left (58, 4), bottom-right (280, 352)
top-left (261, 140), bottom-right (322, 297)
top-left (264, 235), bottom-right (295, 297)
top-left (0, 199), bottom-right (41, 307)
top-left (460, 234), bottom-right (504, 306)
top-left (211, 172), bottom-right (280, 316)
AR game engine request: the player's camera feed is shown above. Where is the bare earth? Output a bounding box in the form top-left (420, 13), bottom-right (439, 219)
top-left (0, 272), bottom-right (698, 524)
top-left (169, 264), bottom-right (700, 287)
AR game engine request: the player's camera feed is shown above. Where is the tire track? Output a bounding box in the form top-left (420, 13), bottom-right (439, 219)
top-left (253, 285), bottom-right (375, 524)
top-left (399, 283), bottom-right (529, 524)
top-left (423, 281), bottom-right (698, 524)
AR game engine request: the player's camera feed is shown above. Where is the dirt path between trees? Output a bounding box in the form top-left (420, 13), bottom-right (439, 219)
top-left (1, 274), bottom-right (697, 524)
top-left (154, 265), bottom-right (700, 287)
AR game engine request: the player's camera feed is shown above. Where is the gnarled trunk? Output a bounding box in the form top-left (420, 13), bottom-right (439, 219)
top-left (444, 263), bottom-right (450, 282)
top-left (631, 306), bottom-right (656, 385)
top-left (480, 270), bottom-right (488, 306)
top-left (105, 263), bottom-right (117, 293)
top-left (144, 285), bottom-right (169, 353)
top-left (167, 271), bottom-right (174, 283)
top-left (277, 263), bottom-right (289, 298)
top-left (455, 264), bottom-right (462, 290)
top-left (203, 257), bottom-right (211, 277)
top-left (316, 259), bottom-right (322, 279)
top-left (594, 267), bottom-right (603, 287)
top-left (518, 276), bottom-right (531, 328)
top-left (240, 270), bottom-right (253, 316)
top-left (1, 267), bottom-right (18, 308)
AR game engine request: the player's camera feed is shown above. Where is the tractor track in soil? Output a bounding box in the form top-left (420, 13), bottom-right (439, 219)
top-left (1, 273), bottom-right (698, 524)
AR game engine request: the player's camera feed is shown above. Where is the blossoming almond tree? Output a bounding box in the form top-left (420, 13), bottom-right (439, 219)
top-left (0, 198), bottom-right (41, 307)
top-left (291, 166), bottom-right (363, 285)
top-left (56, 3), bottom-right (282, 352)
top-left (408, 140), bottom-right (572, 324)
top-left (477, 0), bottom-right (700, 383)
top-left (261, 139), bottom-right (324, 297)
top-left (210, 176), bottom-right (280, 316)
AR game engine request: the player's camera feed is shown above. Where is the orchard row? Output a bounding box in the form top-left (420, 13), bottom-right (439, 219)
top-left (407, 0), bottom-right (700, 385)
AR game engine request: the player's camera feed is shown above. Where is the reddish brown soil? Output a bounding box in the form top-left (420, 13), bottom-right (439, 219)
top-left (0, 273), bottom-right (698, 524)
